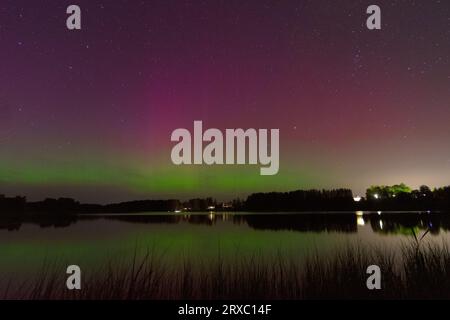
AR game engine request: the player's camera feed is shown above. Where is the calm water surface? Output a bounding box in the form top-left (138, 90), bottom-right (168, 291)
top-left (1, 212), bottom-right (450, 282)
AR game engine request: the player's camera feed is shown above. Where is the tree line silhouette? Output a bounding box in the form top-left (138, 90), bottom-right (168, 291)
top-left (1, 184), bottom-right (450, 218)
top-left (245, 189), bottom-right (354, 211)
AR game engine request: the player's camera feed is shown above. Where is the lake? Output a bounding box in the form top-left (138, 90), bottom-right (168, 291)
top-left (1, 211), bottom-right (450, 299)
top-left (1, 211), bottom-right (449, 273)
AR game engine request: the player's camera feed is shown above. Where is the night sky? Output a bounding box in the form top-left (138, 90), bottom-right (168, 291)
top-left (1, 0), bottom-right (449, 203)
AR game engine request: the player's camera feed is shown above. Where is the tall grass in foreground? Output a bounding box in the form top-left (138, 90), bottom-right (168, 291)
top-left (3, 242), bottom-right (450, 300)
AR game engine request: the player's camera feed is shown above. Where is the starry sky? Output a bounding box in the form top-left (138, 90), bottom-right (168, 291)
top-left (0, 0), bottom-right (449, 203)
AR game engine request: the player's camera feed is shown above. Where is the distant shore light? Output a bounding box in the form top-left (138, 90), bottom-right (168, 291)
top-left (374, 193), bottom-right (379, 199)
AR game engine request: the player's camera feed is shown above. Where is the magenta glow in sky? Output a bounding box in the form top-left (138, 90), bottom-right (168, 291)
top-left (0, 0), bottom-right (449, 202)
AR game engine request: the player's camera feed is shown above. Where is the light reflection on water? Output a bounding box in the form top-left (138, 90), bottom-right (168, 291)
top-left (1, 212), bottom-right (450, 281)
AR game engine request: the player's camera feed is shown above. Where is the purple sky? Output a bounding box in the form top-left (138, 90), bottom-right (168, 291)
top-left (1, 0), bottom-right (449, 202)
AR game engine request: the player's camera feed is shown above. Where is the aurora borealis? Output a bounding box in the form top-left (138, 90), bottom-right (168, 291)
top-left (1, 0), bottom-right (449, 203)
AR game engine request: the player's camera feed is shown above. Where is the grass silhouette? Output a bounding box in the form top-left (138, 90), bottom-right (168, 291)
top-left (3, 237), bottom-right (450, 300)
